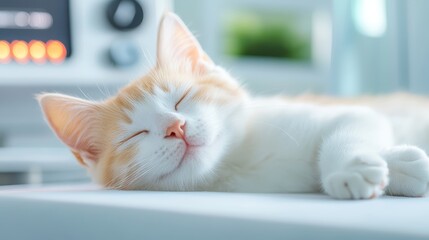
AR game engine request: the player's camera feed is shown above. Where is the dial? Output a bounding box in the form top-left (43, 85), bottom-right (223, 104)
top-left (106, 0), bottom-right (144, 31)
top-left (108, 40), bottom-right (140, 67)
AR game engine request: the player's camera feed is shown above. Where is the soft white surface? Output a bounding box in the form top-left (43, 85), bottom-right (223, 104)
top-left (0, 185), bottom-right (428, 240)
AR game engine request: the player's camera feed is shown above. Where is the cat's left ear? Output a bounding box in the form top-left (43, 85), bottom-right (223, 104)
top-left (157, 12), bottom-right (214, 73)
top-left (37, 93), bottom-right (103, 167)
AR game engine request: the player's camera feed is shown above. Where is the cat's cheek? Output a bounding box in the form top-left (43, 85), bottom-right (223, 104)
top-left (196, 139), bottom-right (225, 172)
top-left (190, 117), bottom-right (221, 146)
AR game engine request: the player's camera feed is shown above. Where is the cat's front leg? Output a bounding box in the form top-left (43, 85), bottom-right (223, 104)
top-left (318, 109), bottom-right (393, 200)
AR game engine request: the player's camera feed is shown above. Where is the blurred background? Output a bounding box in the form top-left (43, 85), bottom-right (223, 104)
top-left (0, 0), bottom-right (428, 186)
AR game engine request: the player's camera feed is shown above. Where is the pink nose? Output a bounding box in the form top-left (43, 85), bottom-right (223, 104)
top-left (165, 120), bottom-right (186, 139)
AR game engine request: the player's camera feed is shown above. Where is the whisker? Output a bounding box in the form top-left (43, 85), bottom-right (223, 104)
top-left (77, 87), bottom-right (94, 101)
top-left (106, 152), bottom-right (157, 189)
top-left (261, 122), bottom-right (299, 147)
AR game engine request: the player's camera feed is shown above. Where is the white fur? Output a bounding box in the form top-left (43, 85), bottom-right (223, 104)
top-left (118, 83), bottom-right (242, 190)
top-left (117, 90), bottom-right (429, 199)
top-left (382, 146), bottom-right (429, 196)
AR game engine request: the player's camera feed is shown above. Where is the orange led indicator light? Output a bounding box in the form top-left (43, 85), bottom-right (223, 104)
top-left (46, 40), bottom-right (66, 63)
top-left (11, 40), bottom-right (29, 63)
top-left (0, 40), bottom-right (66, 64)
top-left (29, 40), bottom-right (47, 63)
top-left (0, 41), bottom-right (11, 63)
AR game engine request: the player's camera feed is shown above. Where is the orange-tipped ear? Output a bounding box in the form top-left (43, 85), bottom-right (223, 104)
top-left (37, 93), bottom-right (102, 166)
top-left (157, 12), bottom-right (214, 72)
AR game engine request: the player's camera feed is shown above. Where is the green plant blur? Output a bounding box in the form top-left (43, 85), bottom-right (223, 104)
top-left (224, 11), bottom-right (311, 61)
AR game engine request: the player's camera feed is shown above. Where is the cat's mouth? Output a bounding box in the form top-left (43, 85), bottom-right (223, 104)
top-left (181, 143), bottom-right (199, 162)
top-left (158, 133), bottom-right (220, 181)
top-left (178, 142), bottom-right (204, 168)
top-left (158, 143), bottom-right (202, 181)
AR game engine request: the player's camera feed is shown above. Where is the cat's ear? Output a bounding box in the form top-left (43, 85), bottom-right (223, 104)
top-left (157, 12), bottom-right (214, 73)
top-left (37, 93), bottom-right (102, 167)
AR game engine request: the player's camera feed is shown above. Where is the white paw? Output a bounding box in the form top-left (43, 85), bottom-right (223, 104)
top-left (382, 146), bottom-right (429, 197)
top-left (323, 154), bottom-right (389, 199)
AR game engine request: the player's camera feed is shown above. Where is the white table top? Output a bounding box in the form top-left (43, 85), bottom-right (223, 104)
top-left (0, 184), bottom-right (428, 240)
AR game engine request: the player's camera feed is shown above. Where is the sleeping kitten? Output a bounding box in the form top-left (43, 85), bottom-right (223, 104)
top-left (38, 13), bottom-right (429, 199)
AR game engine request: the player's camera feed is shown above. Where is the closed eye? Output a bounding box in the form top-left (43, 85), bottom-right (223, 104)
top-left (120, 130), bottom-right (149, 144)
top-left (175, 89), bottom-right (191, 111)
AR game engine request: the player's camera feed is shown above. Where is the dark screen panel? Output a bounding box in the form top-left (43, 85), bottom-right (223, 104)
top-left (0, 0), bottom-right (72, 57)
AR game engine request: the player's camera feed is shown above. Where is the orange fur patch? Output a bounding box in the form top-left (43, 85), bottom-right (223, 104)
top-left (287, 92), bottom-right (429, 111)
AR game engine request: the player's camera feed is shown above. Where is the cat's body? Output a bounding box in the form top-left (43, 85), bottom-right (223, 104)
top-left (204, 94), bottom-right (429, 196)
top-left (38, 13), bottom-right (429, 199)
top-left (290, 93), bottom-right (429, 152)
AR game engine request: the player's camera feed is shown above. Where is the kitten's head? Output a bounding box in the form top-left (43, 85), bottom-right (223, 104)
top-left (38, 13), bottom-right (248, 190)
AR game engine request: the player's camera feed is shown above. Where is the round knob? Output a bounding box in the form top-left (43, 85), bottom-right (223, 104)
top-left (108, 40), bottom-right (140, 67)
top-left (106, 0), bottom-right (144, 31)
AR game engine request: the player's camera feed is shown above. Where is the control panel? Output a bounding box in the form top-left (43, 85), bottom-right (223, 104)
top-left (0, 0), bottom-right (171, 86)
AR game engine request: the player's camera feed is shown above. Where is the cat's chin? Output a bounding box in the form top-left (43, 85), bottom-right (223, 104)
top-left (154, 144), bottom-right (220, 190)
top-left (130, 135), bottom-right (225, 190)
top-left (158, 144), bottom-right (206, 180)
